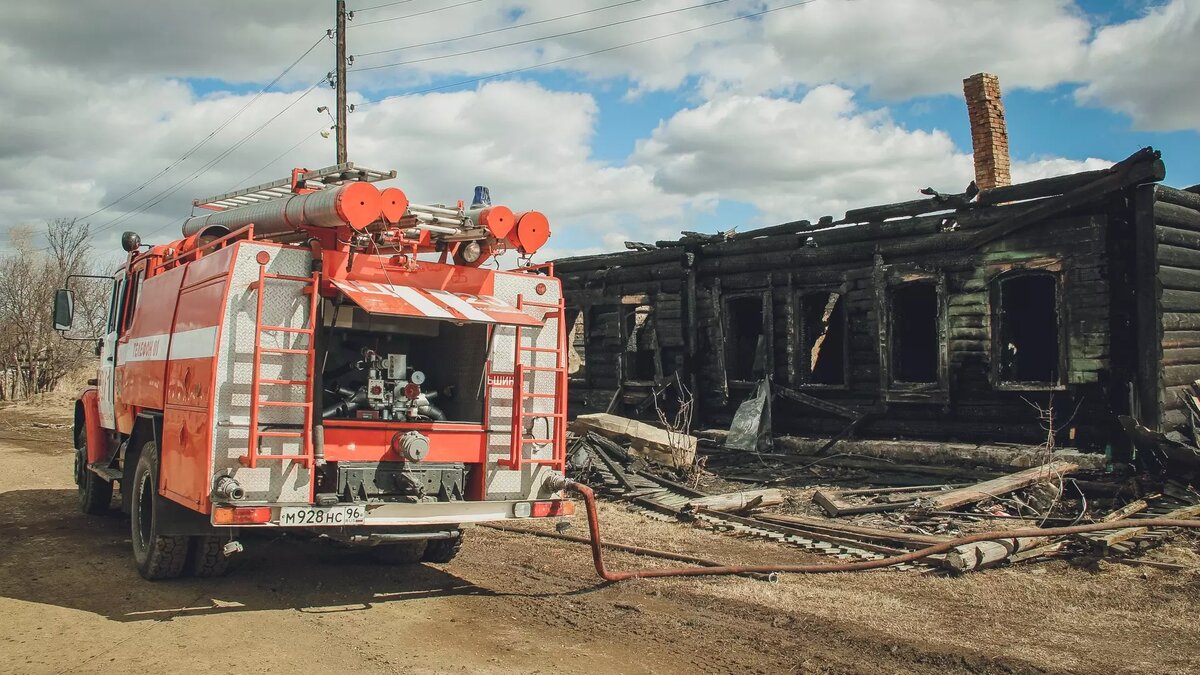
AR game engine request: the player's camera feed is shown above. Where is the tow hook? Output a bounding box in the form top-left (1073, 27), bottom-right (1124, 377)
top-left (223, 541), bottom-right (245, 557)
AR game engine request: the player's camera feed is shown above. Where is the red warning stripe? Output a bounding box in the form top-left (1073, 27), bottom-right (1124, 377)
top-left (331, 280), bottom-right (540, 326)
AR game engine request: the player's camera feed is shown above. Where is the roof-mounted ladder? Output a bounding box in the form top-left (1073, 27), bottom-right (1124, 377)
top-left (193, 162), bottom-right (397, 211)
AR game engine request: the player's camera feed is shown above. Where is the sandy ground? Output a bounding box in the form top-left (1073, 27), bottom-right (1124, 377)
top-left (1, 403), bottom-right (1199, 674)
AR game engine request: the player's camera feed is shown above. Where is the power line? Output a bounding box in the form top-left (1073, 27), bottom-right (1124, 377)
top-left (355, 0), bottom-right (649, 59)
top-left (229, 126), bottom-right (328, 191)
top-left (353, 0), bottom-right (418, 12)
top-left (73, 34), bottom-right (329, 225)
top-left (101, 79), bottom-right (326, 239)
top-left (352, 0), bottom-right (730, 73)
top-left (358, 0), bottom-right (820, 108)
top-left (351, 0), bottom-right (487, 28)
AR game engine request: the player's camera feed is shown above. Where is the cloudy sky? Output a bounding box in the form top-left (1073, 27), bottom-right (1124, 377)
top-left (1, 0), bottom-right (1198, 260)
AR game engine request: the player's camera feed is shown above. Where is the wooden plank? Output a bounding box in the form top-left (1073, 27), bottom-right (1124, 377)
top-left (572, 413), bottom-right (696, 468)
top-left (976, 168), bottom-right (1110, 206)
top-left (1163, 330), bottom-right (1200, 349)
top-left (1162, 312), bottom-right (1200, 331)
top-left (972, 148), bottom-right (1164, 248)
top-left (1134, 183), bottom-right (1164, 430)
top-left (813, 489), bottom-right (915, 516)
top-left (756, 513), bottom-right (949, 546)
top-left (1157, 184), bottom-right (1200, 211)
top-left (1094, 502), bottom-right (1200, 549)
top-left (1161, 288), bottom-right (1200, 312)
top-left (842, 198), bottom-right (960, 223)
top-left (1100, 498), bottom-right (1150, 522)
top-left (1157, 243), bottom-right (1200, 269)
top-left (1159, 266), bottom-right (1200, 292)
top-left (773, 384), bottom-right (861, 420)
top-left (1162, 364), bottom-right (1200, 388)
top-left (684, 489), bottom-right (784, 513)
top-left (1156, 200), bottom-right (1200, 232)
top-left (1156, 224), bottom-right (1200, 250)
top-left (923, 460), bottom-right (1082, 510)
top-left (1162, 348), bottom-right (1200, 367)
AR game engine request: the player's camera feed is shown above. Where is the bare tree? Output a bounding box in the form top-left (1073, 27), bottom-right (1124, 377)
top-left (0, 219), bottom-right (106, 399)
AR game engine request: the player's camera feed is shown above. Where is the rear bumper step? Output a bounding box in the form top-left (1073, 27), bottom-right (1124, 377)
top-left (210, 498), bottom-right (574, 527)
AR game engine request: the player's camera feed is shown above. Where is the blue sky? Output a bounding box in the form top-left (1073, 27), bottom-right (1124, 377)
top-left (3, 1), bottom-right (1199, 256)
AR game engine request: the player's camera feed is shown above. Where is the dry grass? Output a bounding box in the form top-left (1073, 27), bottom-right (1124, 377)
top-left (497, 494), bottom-right (1200, 673)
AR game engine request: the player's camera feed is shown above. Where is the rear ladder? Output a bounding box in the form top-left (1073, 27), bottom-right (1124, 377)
top-left (239, 256), bottom-right (320, 478)
top-left (497, 294), bottom-right (567, 472)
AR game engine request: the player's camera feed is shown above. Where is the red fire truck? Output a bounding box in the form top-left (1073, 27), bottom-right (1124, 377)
top-left (54, 164), bottom-right (571, 579)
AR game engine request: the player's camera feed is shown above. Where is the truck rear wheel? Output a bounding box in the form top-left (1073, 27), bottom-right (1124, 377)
top-left (188, 536), bottom-right (233, 577)
top-left (372, 540), bottom-right (427, 564)
top-left (74, 431), bottom-right (112, 515)
top-left (422, 533), bottom-right (463, 563)
top-left (130, 442), bottom-right (189, 580)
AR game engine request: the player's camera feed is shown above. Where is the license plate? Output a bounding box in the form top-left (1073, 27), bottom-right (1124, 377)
top-left (279, 505), bottom-right (366, 526)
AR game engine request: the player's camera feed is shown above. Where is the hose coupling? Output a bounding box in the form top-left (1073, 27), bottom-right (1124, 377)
top-left (212, 475), bottom-right (245, 501)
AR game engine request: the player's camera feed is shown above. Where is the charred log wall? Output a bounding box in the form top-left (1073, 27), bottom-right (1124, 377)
top-left (1153, 185), bottom-right (1200, 433)
top-left (558, 150), bottom-right (1176, 450)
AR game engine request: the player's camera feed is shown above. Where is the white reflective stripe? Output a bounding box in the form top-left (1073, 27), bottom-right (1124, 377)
top-left (168, 326), bottom-right (218, 360)
top-left (387, 285), bottom-right (454, 319)
top-left (116, 333), bottom-right (171, 365)
top-left (115, 327), bottom-right (219, 366)
top-left (427, 289), bottom-right (494, 323)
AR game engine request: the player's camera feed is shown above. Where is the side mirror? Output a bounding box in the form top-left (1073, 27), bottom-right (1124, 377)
top-left (53, 288), bottom-right (74, 331)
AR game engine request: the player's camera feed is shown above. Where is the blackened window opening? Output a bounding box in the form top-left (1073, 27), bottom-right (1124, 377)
top-left (799, 291), bottom-right (846, 385)
top-left (623, 305), bottom-right (657, 381)
top-left (997, 274), bottom-right (1060, 383)
top-left (726, 296), bottom-right (765, 381)
top-left (890, 283), bottom-right (939, 384)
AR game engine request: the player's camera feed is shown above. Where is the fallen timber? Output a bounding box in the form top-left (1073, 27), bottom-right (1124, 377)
top-left (576, 437), bottom-right (934, 569)
top-left (916, 460), bottom-right (1082, 511)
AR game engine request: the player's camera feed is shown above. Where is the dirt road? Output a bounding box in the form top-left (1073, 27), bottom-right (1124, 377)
top-left (1, 404), bottom-right (1198, 674)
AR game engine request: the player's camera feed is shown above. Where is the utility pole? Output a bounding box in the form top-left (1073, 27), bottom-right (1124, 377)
top-left (335, 0), bottom-right (348, 164)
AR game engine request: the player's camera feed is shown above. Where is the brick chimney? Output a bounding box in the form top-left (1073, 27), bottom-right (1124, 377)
top-left (963, 73), bottom-right (1011, 190)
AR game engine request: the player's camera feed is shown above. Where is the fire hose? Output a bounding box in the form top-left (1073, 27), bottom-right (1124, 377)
top-left (543, 476), bottom-right (1200, 581)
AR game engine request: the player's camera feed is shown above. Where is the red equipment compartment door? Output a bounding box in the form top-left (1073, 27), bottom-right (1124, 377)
top-left (115, 265), bottom-right (185, 433)
top-left (160, 247), bottom-right (234, 512)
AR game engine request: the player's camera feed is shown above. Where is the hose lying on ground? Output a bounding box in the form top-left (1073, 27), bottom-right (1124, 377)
top-left (543, 476), bottom-right (1200, 582)
top-left (481, 522), bottom-right (769, 579)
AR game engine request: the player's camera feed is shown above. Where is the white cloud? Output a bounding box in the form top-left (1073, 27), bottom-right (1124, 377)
top-left (1011, 156), bottom-right (1113, 183)
top-left (1075, 0), bottom-right (1200, 131)
top-left (0, 0), bottom-right (1167, 258)
top-left (723, 0), bottom-right (1091, 99)
top-left (632, 86), bottom-right (972, 222)
top-left (0, 49), bottom-right (693, 255)
top-left (631, 86), bottom-right (1113, 225)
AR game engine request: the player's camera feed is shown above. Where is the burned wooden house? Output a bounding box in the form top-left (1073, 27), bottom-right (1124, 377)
top-left (557, 145), bottom-right (1200, 454)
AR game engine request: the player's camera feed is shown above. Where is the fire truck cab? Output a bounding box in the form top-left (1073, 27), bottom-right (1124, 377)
top-left (55, 165), bottom-right (570, 579)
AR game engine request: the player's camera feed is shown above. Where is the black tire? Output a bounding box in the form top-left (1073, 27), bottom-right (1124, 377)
top-left (372, 540), bottom-right (427, 564)
top-left (74, 431), bottom-right (112, 515)
top-left (189, 536), bottom-right (233, 578)
top-left (130, 442), bottom-right (190, 580)
top-left (422, 533), bottom-right (463, 563)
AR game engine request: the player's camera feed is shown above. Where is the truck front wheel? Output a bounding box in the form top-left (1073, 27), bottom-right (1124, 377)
top-left (130, 442), bottom-right (189, 580)
top-left (74, 430), bottom-right (112, 515)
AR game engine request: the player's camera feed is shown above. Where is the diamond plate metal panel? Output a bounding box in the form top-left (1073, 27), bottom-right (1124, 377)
top-left (484, 271), bottom-right (563, 499)
top-left (211, 243), bottom-right (313, 503)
